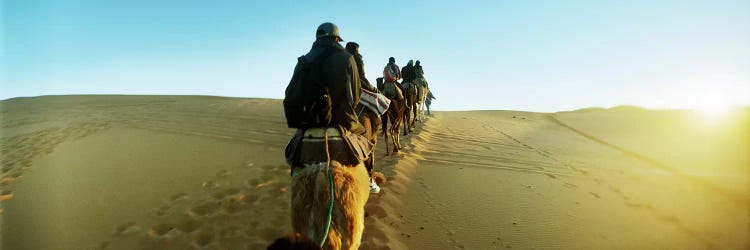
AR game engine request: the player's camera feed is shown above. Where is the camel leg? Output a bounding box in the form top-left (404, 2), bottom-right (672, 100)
top-left (414, 102), bottom-right (420, 122)
top-left (383, 124), bottom-right (390, 156)
top-left (396, 130), bottom-right (402, 149)
top-left (391, 132), bottom-right (399, 153)
top-left (421, 102), bottom-right (425, 121)
top-left (402, 106), bottom-right (411, 136)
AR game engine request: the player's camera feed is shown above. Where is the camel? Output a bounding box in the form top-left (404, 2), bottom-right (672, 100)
top-left (381, 95), bottom-right (405, 156)
top-left (416, 83), bottom-right (429, 122)
top-left (402, 81), bottom-right (418, 135)
top-left (376, 77), bottom-right (406, 156)
top-left (285, 100), bottom-right (381, 250)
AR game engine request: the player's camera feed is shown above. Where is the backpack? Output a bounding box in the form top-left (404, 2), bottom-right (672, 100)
top-left (383, 64), bottom-right (397, 82)
top-left (283, 48), bottom-right (338, 128)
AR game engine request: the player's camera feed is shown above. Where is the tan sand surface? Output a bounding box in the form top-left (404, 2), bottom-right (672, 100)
top-left (1, 96), bottom-right (747, 249)
top-left (362, 110), bottom-right (748, 249)
top-left (1, 96), bottom-right (294, 249)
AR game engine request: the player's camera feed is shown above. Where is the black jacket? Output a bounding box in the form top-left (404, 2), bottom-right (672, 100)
top-left (352, 53), bottom-right (378, 92)
top-left (415, 65), bottom-right (424, 78)
top-left (401, 64), bottom-right (416, 83)
top-left (302, 37), bottom-right (365, 134)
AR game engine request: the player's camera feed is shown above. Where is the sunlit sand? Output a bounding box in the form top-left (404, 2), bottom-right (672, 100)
top-left (1, 96), bottom-right (747, 249)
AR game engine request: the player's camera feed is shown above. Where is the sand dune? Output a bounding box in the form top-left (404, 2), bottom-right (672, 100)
top-left (1, 96), bottom-right (747, 249)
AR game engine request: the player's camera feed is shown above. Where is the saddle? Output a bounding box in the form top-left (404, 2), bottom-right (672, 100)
top-left (382, 82), bottom-right (403, 100)
top-left (285, 127), bottom-right (373, 169)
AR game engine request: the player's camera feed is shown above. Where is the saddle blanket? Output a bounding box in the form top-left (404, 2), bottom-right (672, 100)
top-left (360, 88), bottom-right (391, 116)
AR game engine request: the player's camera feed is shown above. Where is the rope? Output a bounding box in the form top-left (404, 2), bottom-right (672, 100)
top-left (357, 105), bottom-right (366, 118)
top-left (319, 128), bottom-right (335, 248)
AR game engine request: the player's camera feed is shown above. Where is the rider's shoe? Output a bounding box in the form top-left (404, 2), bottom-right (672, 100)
top-left (369, 177), bottom-right (381, 194)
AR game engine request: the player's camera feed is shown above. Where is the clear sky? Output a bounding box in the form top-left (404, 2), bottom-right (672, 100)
top-left (2, 0), bottom-right (749, 112)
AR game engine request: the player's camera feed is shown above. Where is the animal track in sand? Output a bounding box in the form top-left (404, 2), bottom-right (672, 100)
top-left (201, 180), bottom-right (219, 189)
top-left (114, 222), bottom-right (138, 235)
top-left (563, 182), bottom-right (578, 188)
top-left (215, 169), bottom-right (229, 178)
top-left (0, 190), bottom-right (15, 201)
top-left (1, 165), bottom-right (14, 173)
top-left (0, 176), bottom-right (16, 186)
top-left (211, 187), bottom-right (240, 200)
top-left (189, 201), bottom-right (221, 217)
top-left (241, 193), bottom-right (258, 205)
top-left (170, 192), bottom-right (188, 202)
top-left (149, 223), bottom-right (175, 237)
top-left (10, 171), bottom-right (22, 178)
top-left (154, 205), bottom-right (170, 217)
top-left (369, 227), bottom-right (390, 244)
top-left (221, 197), bottom-right (245, 214)
top-left (177, 218), bottom-right (201, 233)
top-left (192, 229), bottom-right (216, 247)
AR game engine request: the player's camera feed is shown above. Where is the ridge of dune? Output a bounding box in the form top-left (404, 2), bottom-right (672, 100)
top-left (547, 114), bottom-right (749, 207)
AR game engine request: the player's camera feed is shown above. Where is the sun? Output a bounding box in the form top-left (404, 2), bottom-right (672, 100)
top-left (693, 92), bottom-right (734, 120)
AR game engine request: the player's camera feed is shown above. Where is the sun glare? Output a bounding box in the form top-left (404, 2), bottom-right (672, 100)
top-left (693, 92), bottom-right (734, 120)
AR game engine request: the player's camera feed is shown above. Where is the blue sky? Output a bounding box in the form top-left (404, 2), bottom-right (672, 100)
top-left (2, 0), bottom-right (749, 112)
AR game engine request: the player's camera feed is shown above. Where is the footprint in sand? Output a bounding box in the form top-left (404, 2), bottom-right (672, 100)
top-left (368, 227), bottom-right (390, 244)
top-left (98, 240), bottom-right (111, 249)
top-left (1, 165), bottom-right (14, 173)
top-left (176, 217), bottom-right (202, 233)
top-left (262, 164), bottom-right (276, 171)
top-left (255, 181), bottom-right (274, 189)
top-left (149, 223), bottom-right (175, 237)
top-left (272, 164), bottom-right (287, 171)
top-left (245, 179), bottom-right (261, 188)
top-left (190, 201), bottom-right (221, 217)
top-left (215, 169), bottom-right (229, 178)
top-left (218, 225), bottom-right (243, 238)
top-left (563, 182), bottom-right (578, 188)
top-left (241, 193), bottom-right (258, 205)
top-left (367, 205), bottom-right (388, 219)
top-left (0, 190), bottom-right (14, 201)
top-left (154, 205), bottom-right (170, 217)
top-left (10, 171), bottom-right (22, 178)
top-left (202, 180), bottom-right (217, 189)
top-left (658, 215), bottom-right (681, 224)
top-left (212, 187), bottom-right (242, 200)
top-left (114, 222), bottom-right (138, 235)
top-left (221, 197), bottom-right (245, 214)
top-left (0, 176), bottom-right (16, 186)
top-left (170, 192), bottom-right (188, 202)
top-left (192, 229), bottom-right (216, 247)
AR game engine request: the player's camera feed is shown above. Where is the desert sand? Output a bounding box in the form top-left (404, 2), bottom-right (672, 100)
top-left (1, 95), bottom-right (747, 249)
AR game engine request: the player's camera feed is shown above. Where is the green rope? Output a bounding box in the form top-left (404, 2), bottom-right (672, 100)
top-left (320, 167), bottom-right (334, 247)
top-left (319, 128), bottom-right (335, 248)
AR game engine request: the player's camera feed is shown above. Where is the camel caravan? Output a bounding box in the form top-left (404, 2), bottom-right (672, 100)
top-left (274, 22), bottom-right (434, 249)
